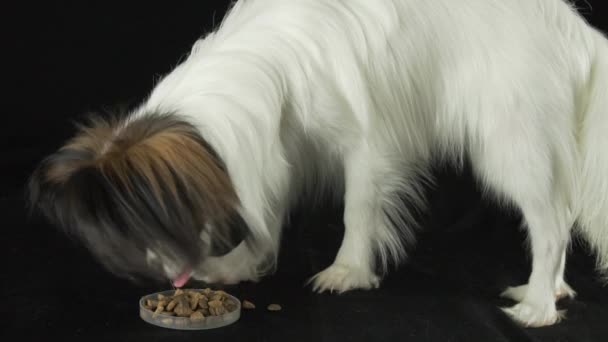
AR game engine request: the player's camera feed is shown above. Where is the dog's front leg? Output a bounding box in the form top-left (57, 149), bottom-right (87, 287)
top-left (310, 145), bottom-right (407, 293)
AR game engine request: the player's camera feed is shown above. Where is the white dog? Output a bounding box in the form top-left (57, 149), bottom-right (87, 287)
top-left (29, 0), bottom-right (608, 328)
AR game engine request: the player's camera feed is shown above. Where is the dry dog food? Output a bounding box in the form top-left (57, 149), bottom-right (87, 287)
top-left (144, 289), bottom-right (238, 321)
top-left (242, 300), bottom-right (256, 309)
top-left (267, 304), bottom-right (282, 311)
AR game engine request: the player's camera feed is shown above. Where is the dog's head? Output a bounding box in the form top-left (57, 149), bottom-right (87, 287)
top-left (28, 111), bottom-right (258, 286)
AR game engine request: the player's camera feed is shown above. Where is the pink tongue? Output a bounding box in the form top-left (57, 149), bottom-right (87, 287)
top-left (173, 268), bottom-right (192, 288)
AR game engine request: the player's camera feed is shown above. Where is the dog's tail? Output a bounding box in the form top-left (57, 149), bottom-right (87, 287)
top-left (576, 32), bottom-right (608, 282)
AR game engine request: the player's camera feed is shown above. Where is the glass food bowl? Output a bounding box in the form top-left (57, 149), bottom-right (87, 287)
top-left (139, 289), bottom-right (241, 330)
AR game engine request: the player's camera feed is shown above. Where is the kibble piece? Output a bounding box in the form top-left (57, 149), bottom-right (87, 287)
top-left (174, 289), bottom-right (184, 296)
top-left (208, 300), bottom-right (223, 308)
top-left (242, 300), bottom-right (255, 309)
top-left (208, 300), bottom-right (225, 316)
top-left (176, 295), bottom-right (193, 315)
top-left (190, 311), bottom-right (205, 321)
top-left (187, 290), bottom-right (201, 297)
top-left (198, 298), bottom-right (209, 310)
top-left (190, 292), bottom-right (201, 310)
top-left (157, 294), bottom-right (166, 301)
top-left (210, 294), bottom-right (225, 302)
top-left (224, 299), bottom-right (237, 312)
top-left (175, 307), bottom-right (193, 317)
top-left (174, 301), bottom-right (194, 317)
top-left (146, 299), bottom-right (158, 308)
top-left (166, 298), bottom-right (178, 311)
top-left (210, 306), bottom-right (227, 316)
top-left (153, 304), bottom-right (165, 318)
top-left (161, 318), bottom-right (173, 325)
top-left (202, 288), bottom-right (212, 295)
top-left (267, 304), bottom-right (282, 311)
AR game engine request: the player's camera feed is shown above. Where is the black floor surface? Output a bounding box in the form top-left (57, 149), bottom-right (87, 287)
top-left (3, 165), bottom-right (608, 341)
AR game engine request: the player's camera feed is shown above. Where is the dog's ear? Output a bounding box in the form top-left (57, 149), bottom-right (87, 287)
top-left (26, 116), bottom-right (114, 229)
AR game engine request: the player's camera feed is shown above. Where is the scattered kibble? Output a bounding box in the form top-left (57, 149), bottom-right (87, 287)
top-left (267, 304), bottom-right (282, 311)
top-left (242, 300), bottom-right (256, 309)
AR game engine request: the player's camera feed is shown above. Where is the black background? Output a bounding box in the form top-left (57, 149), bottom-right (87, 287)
top-left (3, 1), bottom-right (608, 341)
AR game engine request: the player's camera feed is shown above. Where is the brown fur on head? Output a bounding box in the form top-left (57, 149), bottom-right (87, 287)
top-left (28, 111), bottom-right (249, 282)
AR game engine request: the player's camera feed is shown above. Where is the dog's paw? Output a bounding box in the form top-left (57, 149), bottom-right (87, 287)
top-left (501, 302), bottom-right (565, 328)
top-left (308, 264), bottom-right (380, 294)
top-left (500, 282), bottom-right (576, 302)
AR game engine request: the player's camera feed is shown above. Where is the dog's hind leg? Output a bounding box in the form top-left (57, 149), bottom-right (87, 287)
top-left (500, 249), bottom-right (576, 302)
top-left (470, 121), bottom-right (573, 327)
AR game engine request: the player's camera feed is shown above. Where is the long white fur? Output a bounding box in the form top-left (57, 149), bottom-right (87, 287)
top-left (128, 0), bottom-right (607, 327)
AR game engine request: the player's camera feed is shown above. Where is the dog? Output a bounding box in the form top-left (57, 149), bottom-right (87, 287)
top-left (28, 0), bottom-right (608, 327)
